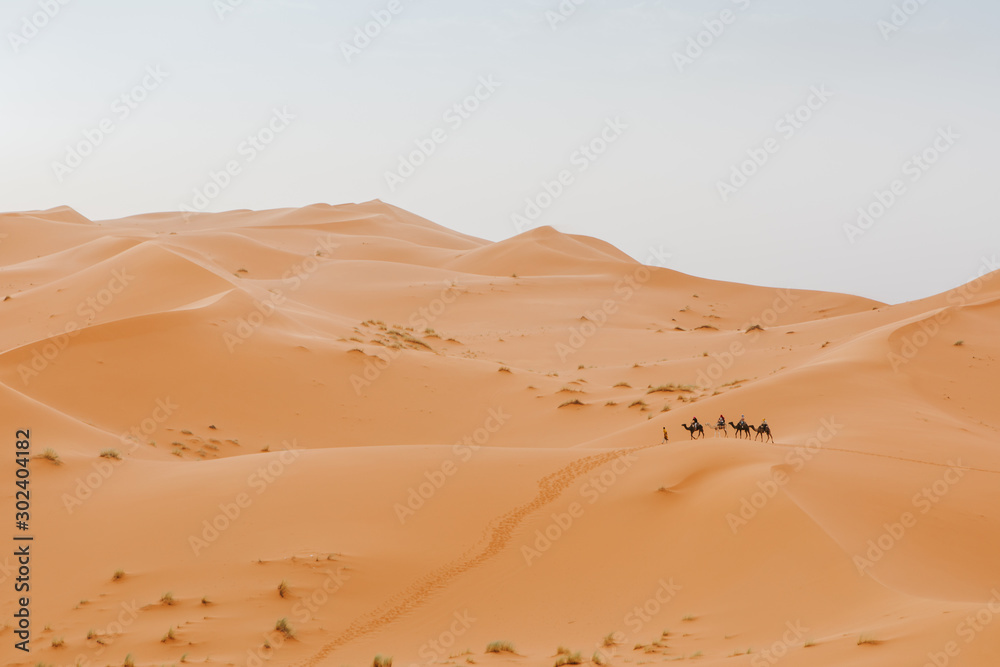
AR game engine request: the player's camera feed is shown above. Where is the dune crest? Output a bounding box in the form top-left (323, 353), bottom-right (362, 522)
top-left (2, 204), bottom-right (997, 667)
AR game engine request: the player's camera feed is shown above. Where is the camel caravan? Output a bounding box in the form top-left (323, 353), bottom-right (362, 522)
top-left (664, 415), bottom-right (773, 443)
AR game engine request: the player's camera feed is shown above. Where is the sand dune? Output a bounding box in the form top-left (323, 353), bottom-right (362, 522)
top-left (1, 202), bottom-right (998, 667)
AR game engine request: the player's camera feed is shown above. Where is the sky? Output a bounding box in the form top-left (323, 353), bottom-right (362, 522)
top-left (1, 0), bottom-right (998, 303)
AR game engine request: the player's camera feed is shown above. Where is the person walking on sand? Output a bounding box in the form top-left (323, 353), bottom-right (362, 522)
top-left (662, 426), bottom-right (669, 443)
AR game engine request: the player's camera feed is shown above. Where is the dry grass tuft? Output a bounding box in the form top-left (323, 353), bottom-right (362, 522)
top-left (553, 651), bottom-right (582, 666)
top-left (37, 448), bottom-right (61, 464)
top-left (485, 641), bottom-right (516, 654)
top-left (275, 618), bottom-right (295, 638)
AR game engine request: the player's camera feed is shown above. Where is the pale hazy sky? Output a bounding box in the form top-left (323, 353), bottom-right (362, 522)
top-left (1, 0), bottom-right (998, 303)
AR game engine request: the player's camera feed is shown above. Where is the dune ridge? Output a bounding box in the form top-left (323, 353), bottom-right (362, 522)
top-left (1, 202), bottom-right (997, 667)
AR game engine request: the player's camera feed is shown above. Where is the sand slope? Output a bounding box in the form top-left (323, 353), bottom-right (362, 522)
top-left (1, 202), bottom-right (997, 667)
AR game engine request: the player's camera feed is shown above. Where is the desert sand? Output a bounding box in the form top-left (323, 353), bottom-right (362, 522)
top-left (1, 201), bottom-right (998, 667)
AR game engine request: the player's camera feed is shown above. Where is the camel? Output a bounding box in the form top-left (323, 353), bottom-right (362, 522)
top-left (681, 423), bottom-right (705, 439)
top-left (707, 422), bottom-right (728, 437)
top-left (751, 423), bottom-right (774, 443)
top-left (728, 421), bottom-right (752, 439)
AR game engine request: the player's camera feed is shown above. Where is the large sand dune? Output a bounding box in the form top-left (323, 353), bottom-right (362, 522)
top-left (1, 201), bottom-right (998, 667)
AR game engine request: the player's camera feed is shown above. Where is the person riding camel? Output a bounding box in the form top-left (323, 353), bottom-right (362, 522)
top-left (717, 414), bottom-right (725, 428)
top-left (739, 413), bottom-right (746, 427)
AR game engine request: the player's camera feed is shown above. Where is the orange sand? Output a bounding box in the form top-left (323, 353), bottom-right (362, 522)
top-left (1, 201), bottom-right (998, 667)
